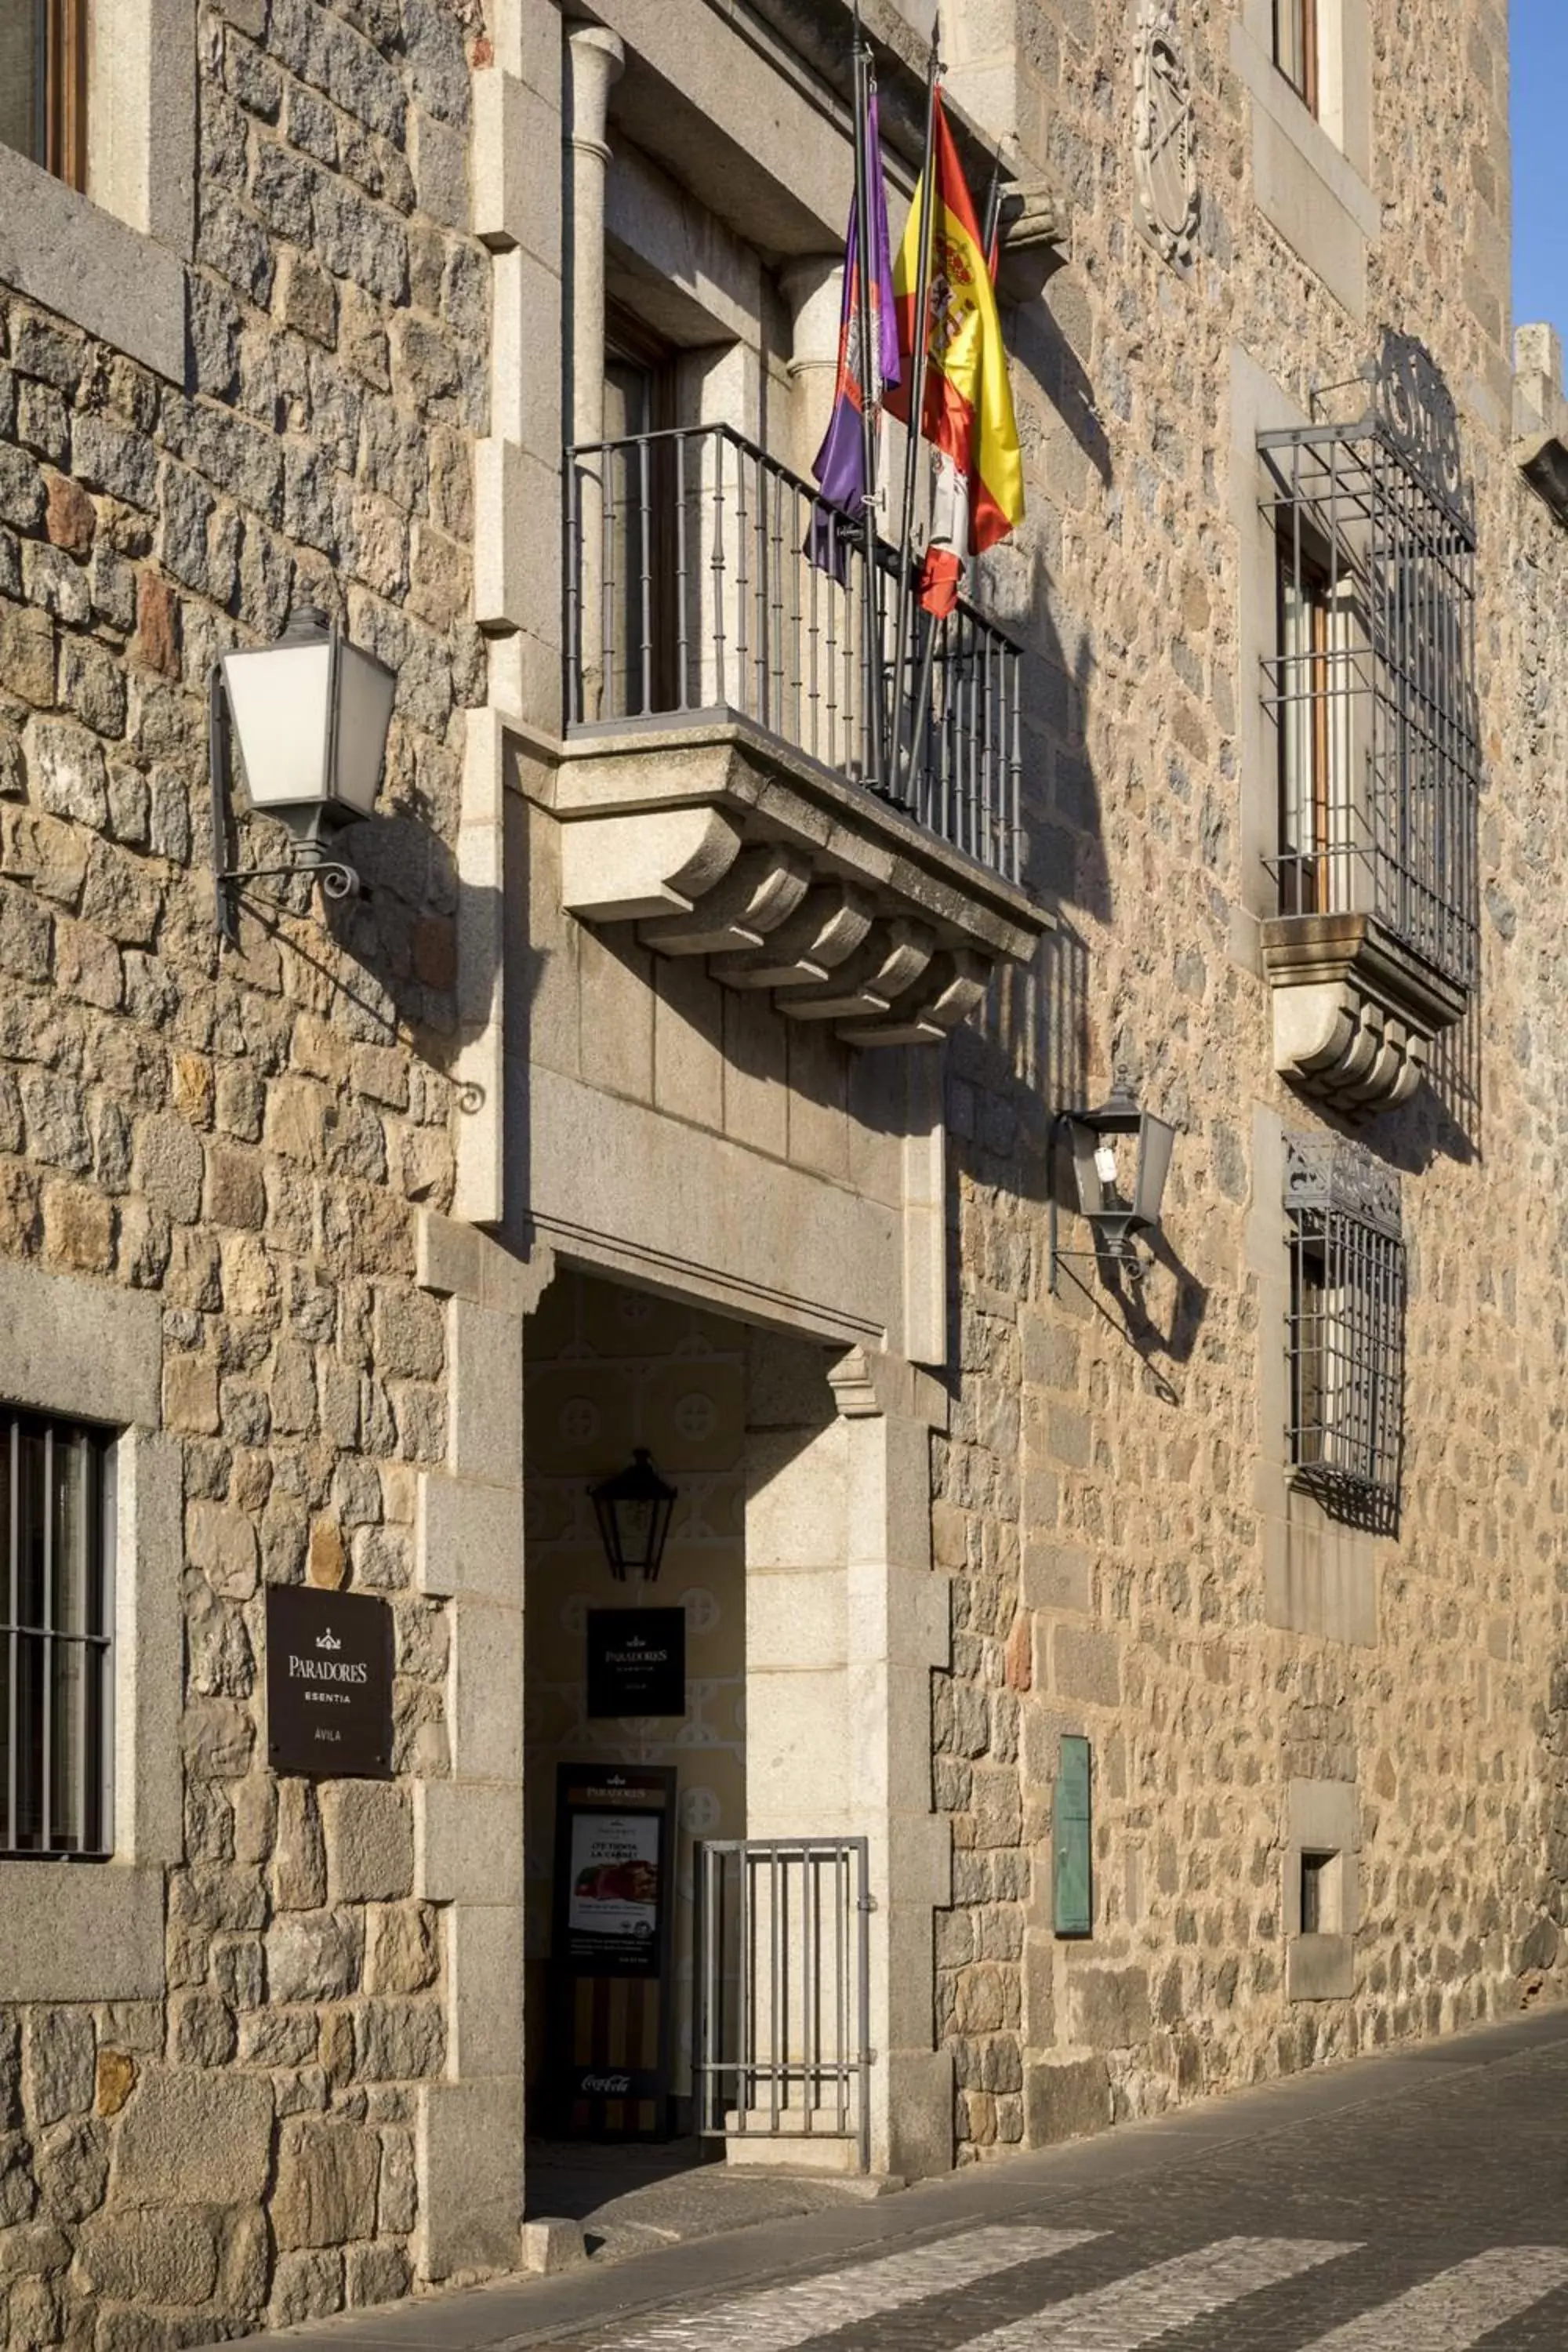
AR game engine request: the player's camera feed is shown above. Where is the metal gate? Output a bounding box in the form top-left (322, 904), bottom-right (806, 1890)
top-left (694, 1835), bottom-right (872, 2172)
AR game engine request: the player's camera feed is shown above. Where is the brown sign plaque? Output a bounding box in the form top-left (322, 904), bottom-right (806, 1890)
top-left (585, 1608), bottom-right (686, 1719)
top-left (265, 1585), bottom-right (394, 1779)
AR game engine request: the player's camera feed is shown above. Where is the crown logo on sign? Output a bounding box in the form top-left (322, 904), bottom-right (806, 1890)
top-left (315, 1629), bottom-right (341, 1653)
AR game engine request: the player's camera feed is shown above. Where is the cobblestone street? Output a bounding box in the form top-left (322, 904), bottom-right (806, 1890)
top-left (213, 2005), bottom-right (1568, 2352)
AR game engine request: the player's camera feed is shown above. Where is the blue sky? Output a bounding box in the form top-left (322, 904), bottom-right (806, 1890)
top-left (1512, 0), bottom-right (1568, 340)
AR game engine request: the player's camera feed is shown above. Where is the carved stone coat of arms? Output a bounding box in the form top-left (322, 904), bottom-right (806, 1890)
top-left (1134, 0), bottom-right (1200, 267)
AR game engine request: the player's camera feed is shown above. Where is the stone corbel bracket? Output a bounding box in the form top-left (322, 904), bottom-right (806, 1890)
top-left (1513, 322), bottom-right (1568, 526)
top-left (1261, 910), bottom-right (1467, 1117)
top-left (554, 718), bottom-right (1051, 1046)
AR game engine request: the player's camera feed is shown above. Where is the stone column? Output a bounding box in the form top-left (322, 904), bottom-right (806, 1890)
top-left (779, 256), bottom-right (843, 481)
top-left (742, 1333), bottom-right (953, 2180)
top-left (829, 1346), bottom-right (955, 2181)
top-left (564, 24), bottom-right (624, 720)
top-left (411, 1213), bottom-right (543, 2281)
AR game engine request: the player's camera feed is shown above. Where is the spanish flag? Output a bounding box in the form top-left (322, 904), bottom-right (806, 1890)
top-left (888, 93), bottom-right (1023, 615)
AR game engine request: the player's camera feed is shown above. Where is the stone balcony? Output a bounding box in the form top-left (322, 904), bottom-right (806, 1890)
top-left (561, 419), bottom-right (1050, 1045)
top-left (1260, 910), bottom-right (1468, 1116)
top-left (554, 716), bottom-right (1049, 1047)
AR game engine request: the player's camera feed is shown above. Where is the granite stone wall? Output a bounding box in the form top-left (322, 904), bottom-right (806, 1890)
top-left (0, 0), bottom-right (488, 2337)
top-left (0, 0), bottom-right (1562, 2332)
top-left (931, 0), bottom-right (1566, 2160)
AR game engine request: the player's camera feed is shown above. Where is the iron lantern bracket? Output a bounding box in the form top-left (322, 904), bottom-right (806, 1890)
top-left (212, 848), bottom-right (361, 942)
top-left (1047, 1106), bottom-right (1157, 1294)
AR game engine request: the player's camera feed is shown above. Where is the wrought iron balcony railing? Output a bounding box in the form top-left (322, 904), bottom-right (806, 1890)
top-left (565, 423), bottom-right (1022, 887)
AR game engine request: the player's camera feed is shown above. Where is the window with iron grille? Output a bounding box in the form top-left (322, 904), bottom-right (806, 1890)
top-left (1273, 0), bottom-right (1319, 115)
top-left (1284, 1133), bottom-right (1404, 1533)
top-left (1, 1410), bottom-right (114, 1859)
top-left (0, 0), bottom-right (89, 190)
top-left (1259, 328), bottom-right (1480, 996)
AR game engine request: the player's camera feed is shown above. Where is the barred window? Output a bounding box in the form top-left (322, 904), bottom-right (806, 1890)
top-left (1285, 1134), bottom-right (1404, 1533)
top-left (1273, 0), bottom-right (1318, 115)
top-left (1, 1411), bottom-right (114, 1858)
top-left (1260, 329), bottom-right (1480, 995)
top-left (0, 0), bottom-right (88, 189)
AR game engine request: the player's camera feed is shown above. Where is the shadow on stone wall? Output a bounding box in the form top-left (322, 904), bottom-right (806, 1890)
top-left (217, 804), bottom-right (481, 1207)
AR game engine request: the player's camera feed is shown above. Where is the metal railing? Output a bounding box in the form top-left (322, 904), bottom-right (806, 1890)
top-left (694, 1835), bottom-right (872, 2173)
top-left (565, 424), bottom-right (1022, 885)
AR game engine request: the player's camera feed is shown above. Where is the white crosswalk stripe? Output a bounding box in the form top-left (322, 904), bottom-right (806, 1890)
top-left (601, 2231), bottom-right (1568, 2352)
top-left (613, 2227), bottom-right (1101, 2352)
top-left (1295, 2245), bottom-right (1568, 2350)
top-left (951, 2235), bottom-right (1359, 2351)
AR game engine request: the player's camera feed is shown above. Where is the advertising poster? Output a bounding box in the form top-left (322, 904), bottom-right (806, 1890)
top-left (567, 1808), bottom-right (661, 1962)
top-left (552, 1765), bottom-right (675, 1981)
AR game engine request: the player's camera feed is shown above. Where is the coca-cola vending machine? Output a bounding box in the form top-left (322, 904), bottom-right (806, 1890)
top-left (550, 1762), bottom-right (677, 2138)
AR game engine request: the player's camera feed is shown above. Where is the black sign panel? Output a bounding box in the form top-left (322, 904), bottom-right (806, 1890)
top-left (585, 1608), bottom-right (686, 1719)
top-left (266, 1585), bottom-right (393, 1779)
top-left (552, 1764), bottom-right (677, 1979)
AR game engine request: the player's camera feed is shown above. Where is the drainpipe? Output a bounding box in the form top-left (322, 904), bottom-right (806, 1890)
top-left (564, 23), bottom-right (624, 722)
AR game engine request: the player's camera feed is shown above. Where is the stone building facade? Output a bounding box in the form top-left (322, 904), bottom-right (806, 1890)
top-left (0, 0), bottom-right (1565, 2343)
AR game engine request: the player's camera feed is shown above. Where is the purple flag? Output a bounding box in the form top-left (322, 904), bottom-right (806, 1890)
top-left (809, 90), bottom-right (899, 570)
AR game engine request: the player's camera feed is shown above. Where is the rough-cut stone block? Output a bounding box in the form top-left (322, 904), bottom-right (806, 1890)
top-left (365, 1904), bottom-right (440, 1995)
top-left (111, 2070), bottom-right (274, 2207)
top-left (321, 1782), bottom-right (414, 1904)
top-left (75, 2207), bottom-right (220, 2304)
top-left (1023, 1539), bottom-right (1092, 1614)
top-left (1024, 2053), bottom-right (1110, 2147)
top-left (1069, 1965), bottom-right (1152, 2048)
top-left (270, 2246), bottom-right (344, 2325)
top-left (272, 2120), bottom-right (380, 2251)
top-left (519, 2216), bottom-right (586, 2274)
top-left (265, 1911), bottom-right (360, 2005)
top-left (1052, 1625), bottom-right (1121, 1707)
top-left (95, 2053), bottom-right (136, 2118)
top-left (0, 2132), bottom-right (36, 2227)
top-left (353, 1999), bottom-right (445, 2082)
top-left (347, 2238), bottom-right (412, 2307)
top-left (24, 2012), bottom-right (95, 2128)
top-left (272, 1780), bottom-right (327, 1912)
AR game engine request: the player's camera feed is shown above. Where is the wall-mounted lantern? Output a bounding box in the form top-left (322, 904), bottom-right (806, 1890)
top-left (210, 606), bottom-right (397, 941)
top-left (1048, 1080), bottom-right (1176, 1289)
top-left (590, 1448), bottom-right (678, 1583)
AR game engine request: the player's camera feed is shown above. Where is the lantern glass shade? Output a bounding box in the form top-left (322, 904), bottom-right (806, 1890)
top-left (590, 1448), bottom-right (677, 1583)
top-left (1067, 1083), bottom-right (1175, 1252)
top-left (220, 608), bottom-right (394, 826)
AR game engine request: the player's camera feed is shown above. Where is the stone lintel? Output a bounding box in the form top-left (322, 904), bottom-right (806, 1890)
top-left (0, 1863), bottom-right (165, 2001)
top-left (1260, 909), bottom-right (1468, 1116)
top-left (554, 721), bottom-right (1047, 1048)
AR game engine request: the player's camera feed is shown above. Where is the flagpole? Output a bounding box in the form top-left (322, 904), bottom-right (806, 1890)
top-left (892, 19), bottom-right (942, 793)
top-left (851, 0), bottom-right (886, 789)
top-left (981, 151), bottom-right (1004, 274)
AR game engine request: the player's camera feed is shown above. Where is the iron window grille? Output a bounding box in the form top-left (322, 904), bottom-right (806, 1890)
top-left (1, 1410), bottom-right (114, 1859)
top-left (1259, 328), bottom-right (1480, 996)
top-left (1284, 1133), bottom-right (1404, 1534)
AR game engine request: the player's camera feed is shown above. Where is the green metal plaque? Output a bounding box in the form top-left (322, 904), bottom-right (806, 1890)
top-left (1053, 1734), bottom-right (1093, 1937)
